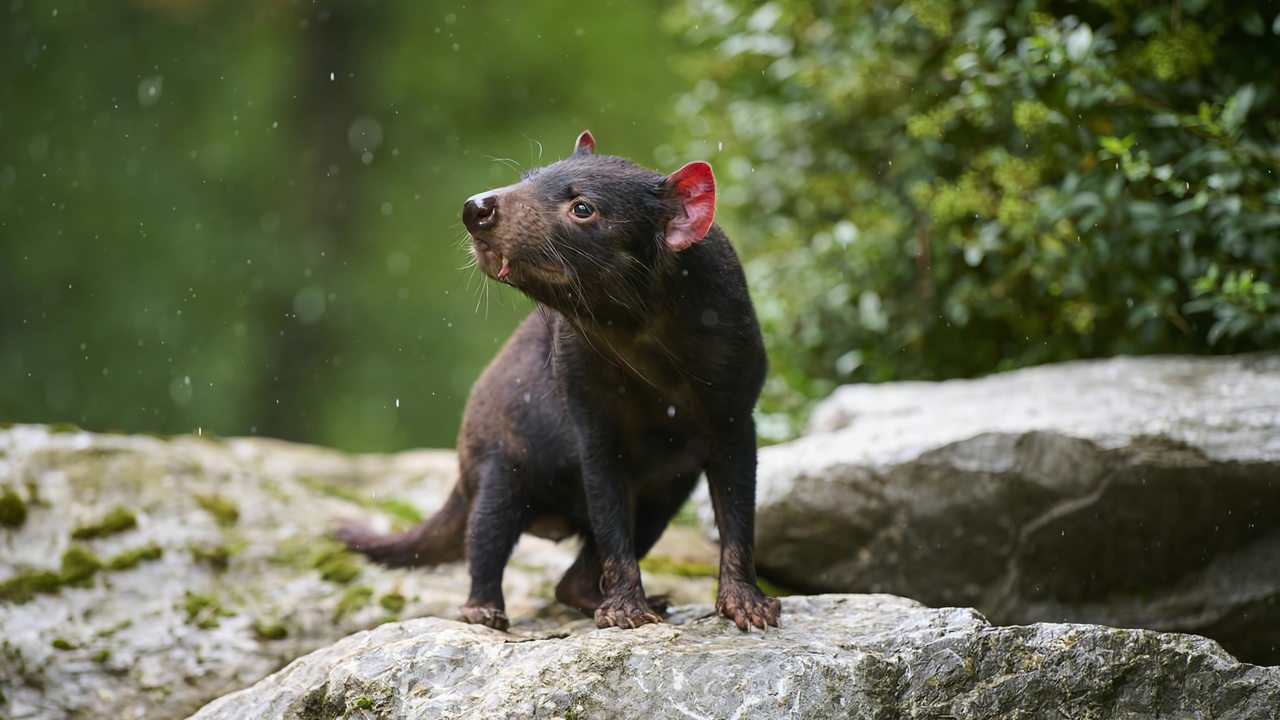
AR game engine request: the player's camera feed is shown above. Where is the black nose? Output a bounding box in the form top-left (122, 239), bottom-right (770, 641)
top-left (463, 194), bottom-right (498, 232)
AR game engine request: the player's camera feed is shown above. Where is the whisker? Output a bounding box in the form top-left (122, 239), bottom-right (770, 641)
top-left (485, 155), bottom-right (525, 175)
top-left (470, 268), bottom-right (487, 317)
top-left (525, 137), bottom-right (545, 165)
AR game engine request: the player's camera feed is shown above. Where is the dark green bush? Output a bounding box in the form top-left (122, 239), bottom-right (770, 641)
top-left (669, 0), bottom-right (1280, 437)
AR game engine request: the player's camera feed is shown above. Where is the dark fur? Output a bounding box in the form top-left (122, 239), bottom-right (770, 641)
top-left (338, 133), bottom-right (781, 631)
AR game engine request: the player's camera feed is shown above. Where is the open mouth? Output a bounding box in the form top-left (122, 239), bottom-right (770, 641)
top-left (471, 239), bottom-right (514, 285)
top-left (471, 238), bottom-right (568, 287)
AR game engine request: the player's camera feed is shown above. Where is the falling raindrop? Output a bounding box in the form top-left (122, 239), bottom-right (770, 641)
top-left (137, 75), bottom-right (163, 108)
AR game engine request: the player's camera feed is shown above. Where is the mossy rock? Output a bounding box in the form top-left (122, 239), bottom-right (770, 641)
top-left (106, 545), bottom-right (164, 571)
top-left (195, 493), bottom-right (240, 527)
top-left (378, 592), bottom-right (407, 613)
top-left (71, 508), bottom-right (138, 540)
top-left (0, 486), bottom-right (27, 528)
top-left (333, 586), bottom-right (374, 622)
top-left (0, 571), bottom-right (62, 604)
top-left (60, 547), bottom-right (103, 588)
top-left (252, 619), bottom-right (289, 641)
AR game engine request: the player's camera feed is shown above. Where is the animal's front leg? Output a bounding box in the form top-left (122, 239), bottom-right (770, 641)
top-left (706, 422), bottom-right (781, 631)
top-left (459, 460), bottom-right (525, 632)
top-left (580, 457), bottom-right (662, 629)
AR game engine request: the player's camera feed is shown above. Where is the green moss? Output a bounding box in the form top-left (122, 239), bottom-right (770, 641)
top-left (252, 619), bottom-right (289, 641)
top-left (272, 534), bottom-right (314, 568)
top-left (0, 487), bottom-right (27, 528)
top-left (91, 648), bottom-right (111, 663)
top-left (184, 591), bottom-right (234, 629)
top-left (377, 498), bottom-right (424, 524)
top-left (47, 423), bottom-right (82, 434)
top-left (184, 592), bottom-right (214, 619)
top-left (298, 476), bottom-right (362, 503)
top-left (0, 571), bottom-right (62, 603)
top-left (191, 545), bottom-right (231, 570)
top-left (638, 555), bottom-right (716, 579)
top-left (0, 544), bottom-right (164, 603)
top-left (0, 546), bottom-right (121, 602)
top-left (297, 475), bottom-right (422, 525)
top-left (23, 480), bottom-right (42, 506)
top-left (314, 550), bottom-right (362, 585)
top-left (71, 508), bottom-right (137, 540)
top-left (195, 493), bottom-right (240, 527)
top-left (333, 585), bottom-right (373, 622)
top-left (50, 638), bottom-right (75, 651)
top-left (670, 502), bottom-right (699, 528)
top-left (354, 697), bottom-right (375, 711)
top-left (99, 618), bottom-right (134, 636)
top-left (60, 547), bottom-right (103, 587)
top-left (106, 544), bottom-right (163, 571)
top-left (755, 576), bottom-right (793, 597)
top-left (378, 592), bottom-right (406, 613)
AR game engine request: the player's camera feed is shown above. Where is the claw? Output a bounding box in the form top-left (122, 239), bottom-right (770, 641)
top-left (460, 604), bottom-right (509, 631)
top-left (594, 602), bottom-right (663, 630)
top-left (716, 584), bottom-right (782, 632)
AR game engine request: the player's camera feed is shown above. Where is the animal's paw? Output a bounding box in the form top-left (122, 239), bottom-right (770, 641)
top-left (716, 583), bottom-right (782, 631)
top-left (460, 603), bottom-right (510, 632)
top-left (594, 598), bottom-right (663, 629)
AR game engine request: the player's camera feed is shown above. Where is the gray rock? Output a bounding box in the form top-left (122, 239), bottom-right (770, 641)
top-left (0, 426), bottom-right (711, 719)
top-left (8, 351), bottom-right (1279, 718)
top-left (189, 594), bottom-right (1280, 720)
top-left (747, 354), bottom-right (1280, 664)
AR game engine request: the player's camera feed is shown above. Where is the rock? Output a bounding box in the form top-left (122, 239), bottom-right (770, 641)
top-left (0, 425), bottom-right (717, 719)
top-left (745, 354), bottom-right (1280, 665)
top-left (8, 351), bottom-right (1279, 717)
top-left (189, 594), bottom-right (1280, 719)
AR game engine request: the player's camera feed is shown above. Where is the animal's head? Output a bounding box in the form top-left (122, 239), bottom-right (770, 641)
top-left (462, 131), bottom-right (717, 318)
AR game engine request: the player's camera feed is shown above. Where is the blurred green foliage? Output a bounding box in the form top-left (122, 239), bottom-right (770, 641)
top-left (668, 0), bottom-right (1280, 438)
top-left (1, 0), bottom-right (682, 451)
top-left (5, 1), bottom-right (1278, 452)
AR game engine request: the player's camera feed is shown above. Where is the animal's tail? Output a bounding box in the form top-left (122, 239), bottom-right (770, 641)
top-left (335, 487), bottom-right (468, 568)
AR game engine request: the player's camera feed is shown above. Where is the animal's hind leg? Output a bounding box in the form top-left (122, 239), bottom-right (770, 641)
top-left (554, 538), bottom-right (605, 614)
top-left (554, 473), bottom-right (698, 618)
top-left (555, 541), bottom-right (672, 616)
top-left (459, 462), bottom-right (525, 631)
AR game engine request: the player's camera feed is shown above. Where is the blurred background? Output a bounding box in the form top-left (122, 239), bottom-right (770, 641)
top-left (3, 0), bottom-right (1277, 452)
top-left (1, 0), bottom-right (686, 451)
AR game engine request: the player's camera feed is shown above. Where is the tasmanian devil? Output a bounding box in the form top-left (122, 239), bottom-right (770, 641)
top-left (338, 131), bottom-right (781, 632)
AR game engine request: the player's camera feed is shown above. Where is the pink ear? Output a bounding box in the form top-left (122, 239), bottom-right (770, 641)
top-left (664, 162), bottom-right (716, 251)
top-left (574, 130), bottom-right (596, 155)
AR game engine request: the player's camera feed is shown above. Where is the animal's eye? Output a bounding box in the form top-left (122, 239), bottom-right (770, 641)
top-left (569, 200), bottom-right (596, 219)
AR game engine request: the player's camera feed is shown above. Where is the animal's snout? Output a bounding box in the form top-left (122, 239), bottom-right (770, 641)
top-left (463, 193), bottom-right (499, 232)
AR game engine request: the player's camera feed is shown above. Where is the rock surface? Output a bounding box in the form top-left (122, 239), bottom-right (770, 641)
top-left (744, 353), bottom-right (1280, 665)
top-left (5, 354), bottom-right (1278, 717)
top-left (0, 425), bottom-right (716, 720)
top-left (190, 594), bottom-right (1280, 720)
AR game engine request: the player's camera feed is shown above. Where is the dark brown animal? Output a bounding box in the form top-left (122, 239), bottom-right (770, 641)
top-left (339, 131), bottom-right (780, 632)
